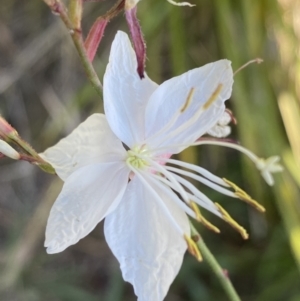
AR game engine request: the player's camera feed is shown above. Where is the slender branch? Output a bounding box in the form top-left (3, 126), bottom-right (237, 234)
top-left (42, 0), bottom-right (103, 96)
top-left (71, 30), bottom-right (103, 95)
top-left (190, 222), bottom-right (242, 301)
top-left (11, 136), bottom-right (56, 174)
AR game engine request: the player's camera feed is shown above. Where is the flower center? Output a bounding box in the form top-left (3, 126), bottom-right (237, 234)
top-left (126, 145), bottom-right (150, 170)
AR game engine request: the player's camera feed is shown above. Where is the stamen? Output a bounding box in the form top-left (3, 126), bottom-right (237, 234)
top-left (215, 203), bottom-right (249, 239)
top-left (150, 139), bottom-right (281, 187)
top-left (154, 170), bottom-right (223, 218)
top-left (169, 172), bottom-right (222, 216)
top-left (146, 172), bottom-right (197, 218)
top-left (190, 202), bottom-right (220, 234)
top-left (223, 178), bottom-right (266, 213)
top-left (180, 88), bottom-right (195, 112)
top-left (161, 158), bottom-right (229, 187)
top-left (165, 166), bottom-right (237, 198)
top-left (129, 165), bottom-right (186, 236)
top-left (184, 234), bottom-right (203, 261)
top-left (203, 84), bottom-right (223, 110)
top-left (143, 157), bottom-right (191, 204)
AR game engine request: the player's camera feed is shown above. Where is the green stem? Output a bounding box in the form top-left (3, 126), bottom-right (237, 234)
top-left (72, 30), bottom-right (103, 95)
top-left (42, 0), bottom-right (103, 96)
top-left (190, 222), bottom-right (241, 301)
top-left (9, 135), bottom-right (55, 174)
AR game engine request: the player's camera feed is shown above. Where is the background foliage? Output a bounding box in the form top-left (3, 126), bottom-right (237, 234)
top-left (0, 0), bottom-right (300, 300)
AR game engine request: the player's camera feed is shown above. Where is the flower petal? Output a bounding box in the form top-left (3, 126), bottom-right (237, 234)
top-left (103, 31), bottom-right (158, 148)
top-left (40, 114), bottom-right (126, 181)
top-left (104, 176), bottom-right (189, 301)
top-left (45, 162), bottom-right (130, 254)
top-left (145, 60), bottom-right (233, 153)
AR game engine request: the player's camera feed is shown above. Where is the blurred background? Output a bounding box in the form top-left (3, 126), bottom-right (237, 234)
top-left (0, 0), bottom-right (300, 300)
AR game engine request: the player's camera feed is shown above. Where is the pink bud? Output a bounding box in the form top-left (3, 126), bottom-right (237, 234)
top-left (126, 6), bottom-right (146, 79)
top-left (0, 116), bottom-right (18, 138)
top-left (84, 18), bottom-right (108, 62)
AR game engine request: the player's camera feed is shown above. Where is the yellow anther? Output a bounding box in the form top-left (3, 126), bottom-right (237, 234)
top-left (180, 88), bottom-right (195, 113)
top-left (203, 84), bottom-right (223, 110)
top-left (184, 234), bottom-right (203, 261)
top-left (190, 202), bottom-right (220, 234)
top-left (215, 203), bottom-right (249, 240)
top-left (223, 178), bottom-right (266, 213)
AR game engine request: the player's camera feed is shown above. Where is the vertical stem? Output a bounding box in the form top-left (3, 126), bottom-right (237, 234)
top-left (42, 0), bottom-right (103, 96)
top-left (190, 222), bottom-right (241, 301)
top-left (71, 30), bottom-right (103, 95)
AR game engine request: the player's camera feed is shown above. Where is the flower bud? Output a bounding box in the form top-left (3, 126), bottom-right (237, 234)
top-left (126, 6), bottom-right (146, 78)
top-left (84, 18), bottom-right (108, 62)
top-left (0, 140), bottom-right (20, 160)
top-left (0, 116), bottom-right (18, 139)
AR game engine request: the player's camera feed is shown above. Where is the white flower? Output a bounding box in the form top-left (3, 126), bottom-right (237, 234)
top-left (40, 31), bottom-right (280, 301)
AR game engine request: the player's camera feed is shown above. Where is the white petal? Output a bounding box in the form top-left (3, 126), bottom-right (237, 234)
top-left (45, 162), bottom-right (130, 254)
top-left (40, 114), bottom-right (126, 181)
top-left (103, 31), bottom-right (158, 148)
top-left (207, 124), bottom-right (231, 138)
top-left (104, 176), bottom-right (189, 301)
top-left (217, 110), bottom-right (232, 126)
top-left (145, 60), bottom-right (233, 153)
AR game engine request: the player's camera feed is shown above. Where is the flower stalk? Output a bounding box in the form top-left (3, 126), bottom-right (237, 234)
top-left (69, 0), bottom-right (83, 30)
top-left (0, 115), bottom-right (55, 173)
top-left (41, 0), bottom-right (103, 96)
top-left (190, 222), bottom-right (241, 301)
top-left (11, 136), bottom-right (56, 174)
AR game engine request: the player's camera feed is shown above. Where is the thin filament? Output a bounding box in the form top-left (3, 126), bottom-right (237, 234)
top-left (145, 172), bottom-right (197, 218)
top-left (169, 173), bottom-right (222, 217)
top-left (153, 172), bottom-right (222, 217)
top-left (161, 158), bottom-right (229, 187)
top-left (143, 156), bottom-right (191, 204)
top-left (130, 166), bottom-right (185, 235)
top-left (166, 166), bottom-right (238, 198)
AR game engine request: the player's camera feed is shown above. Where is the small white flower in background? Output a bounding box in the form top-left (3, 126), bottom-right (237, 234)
top-left (40, 31), bottom-right (282, 301)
